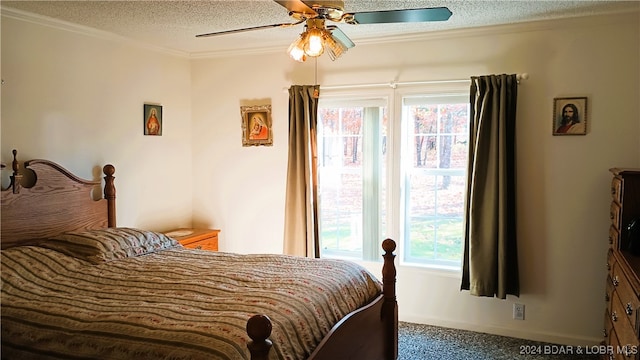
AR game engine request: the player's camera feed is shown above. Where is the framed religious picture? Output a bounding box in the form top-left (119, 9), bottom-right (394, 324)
top-left (552, 97), bottom-right (587, 136)
top-left (144, 104), bottom-right (162, 136)
top-left (241, 105), bottom-right (273, 146)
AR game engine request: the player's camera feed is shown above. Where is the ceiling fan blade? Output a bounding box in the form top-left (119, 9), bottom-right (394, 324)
top-left (327, 25), bottom-right (355, 49)
top-left (273, 0), bottom-right (317, 16)
top-left (349, 7), bottom-right (452, 24)
top-left (196, 22), bottom-right (300, 38)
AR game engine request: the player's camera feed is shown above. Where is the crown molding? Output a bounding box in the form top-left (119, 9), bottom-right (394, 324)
top-left (1, 6), bottom-right (189, 58)
top-left (189, 44), bottom-right (283, 59)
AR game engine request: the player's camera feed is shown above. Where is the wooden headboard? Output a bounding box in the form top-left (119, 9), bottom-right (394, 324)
top-left (1, 150), bottom-right (116, 249)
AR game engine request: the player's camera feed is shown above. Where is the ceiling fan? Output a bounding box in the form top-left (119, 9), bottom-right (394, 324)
top-left (196, 0), bottom-right (452, 62)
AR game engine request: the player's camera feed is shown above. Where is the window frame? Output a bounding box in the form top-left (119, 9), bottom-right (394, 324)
top-left (317, 90), bottom-right (394, 262)
top-left (317, 83), bottom-right (470, 271)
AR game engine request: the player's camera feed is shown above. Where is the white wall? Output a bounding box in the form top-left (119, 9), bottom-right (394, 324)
top-left (1, 15), bottom-right (194, 230)
top-left (3, 9), bottom-right (640, 347)
top-left (191, 13), bottom-right (640, 345)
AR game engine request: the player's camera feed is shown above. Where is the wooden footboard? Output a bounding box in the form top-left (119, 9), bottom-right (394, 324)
top-left (246, 239), bottom-right (398, 360)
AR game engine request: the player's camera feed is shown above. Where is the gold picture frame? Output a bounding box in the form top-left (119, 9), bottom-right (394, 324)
top-left (241, 105), bottom-right (273, 146)
top-left (553, 97), bottom-right (587, 136)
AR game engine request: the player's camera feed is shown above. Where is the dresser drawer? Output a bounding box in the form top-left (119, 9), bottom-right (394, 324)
top-left (609, 326), bottom-right (620, 360)
top-left (612, 176), bottom-right (623, 203)
top-left (606, 306), bottom-right (616, 341)
top-left (610, 249), bottom-right (618, 277)
top-left (182, 237), bottom-right (218, 251)
top-left (608, 275), bottom-right (617, 313)
top-left (612, 201), bottom-right (622, 230)
top-left (613, 263), bottom-right (640, 336)
top-left (611, 225), bottom-right (621, 248)
top-left (603, 300), bottom-right (614, 338)
top-left (611, 291), bottom-right (640, 359)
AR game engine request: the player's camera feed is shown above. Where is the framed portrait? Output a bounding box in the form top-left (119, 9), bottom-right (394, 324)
top-left (552, 97), bottom-right (587, 136)
top-left (144, 104), bottom-right (162, 136)
top-left (241, 105), bottom-right (273, 146)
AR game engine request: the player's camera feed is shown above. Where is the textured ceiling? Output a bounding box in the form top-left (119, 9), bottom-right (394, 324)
top-left (2, 0), bottom-right (639, 57)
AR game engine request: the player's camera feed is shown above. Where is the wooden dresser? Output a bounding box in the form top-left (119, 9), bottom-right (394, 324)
top-left (604, 169), bottom-right (640, 359)
top-left (165, 228), bottom-right (220, 251)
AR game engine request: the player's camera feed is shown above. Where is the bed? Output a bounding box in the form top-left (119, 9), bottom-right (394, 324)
top-left (0, 150), bottom-right (398, 360)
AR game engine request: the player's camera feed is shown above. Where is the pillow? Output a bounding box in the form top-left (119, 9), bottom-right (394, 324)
top-left (37, 227), bottom-right (180, 264)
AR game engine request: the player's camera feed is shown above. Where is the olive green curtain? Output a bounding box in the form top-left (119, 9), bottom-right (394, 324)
top-left (283, 85), bottom-right (321, 258)
top-left (461, 74), bottom-right (519, 299)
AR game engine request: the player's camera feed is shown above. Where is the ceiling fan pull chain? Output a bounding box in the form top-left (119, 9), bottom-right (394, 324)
top-left (313, 58), bottom-right (320, 98)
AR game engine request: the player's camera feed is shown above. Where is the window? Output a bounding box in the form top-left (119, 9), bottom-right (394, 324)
top-left (317, 87), bottom-right (470, 269)
top-left (401, 94), bottom-right (470, 268)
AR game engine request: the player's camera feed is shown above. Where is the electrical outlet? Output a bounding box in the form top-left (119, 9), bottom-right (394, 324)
top-left (513, 303), bottom-right (525, 320)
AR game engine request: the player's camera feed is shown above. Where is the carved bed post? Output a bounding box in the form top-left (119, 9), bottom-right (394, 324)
top-left (10, 149), bottom-right (22, 194)
top-left (382, 238), bottom-right (398, 360)
top-left (103, 164), bottom-right (116, 227)
top-left (246, 314), bottom-right (273, 360)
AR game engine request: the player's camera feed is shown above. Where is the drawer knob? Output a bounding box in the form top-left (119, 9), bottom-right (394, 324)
top-left (605, 293), bottom-right (610, 302)
top-left (612, 311), bottom-right (618, 322)
top-left (626, 303), bottom-right (633, 315)
top-left (611, 212), bottom-right (615, 220)
top-left (613, 276), bottom-right (619, 286)
top-left (603, 328), bottom-right (608, 337)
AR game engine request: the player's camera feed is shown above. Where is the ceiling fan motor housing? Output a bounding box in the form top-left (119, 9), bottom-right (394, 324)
top-left (307, 0), bottom-right (345, 21)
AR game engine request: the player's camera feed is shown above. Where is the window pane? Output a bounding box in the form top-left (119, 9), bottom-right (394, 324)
top-left (403, 101), bottom-right (469, 267)
top-left (340, 108), bottom-right (363, 167)
top-left (318, 105), bottom-right (387, 260)
top-left (319, 171), bottom-right (363, 256)
top-left (404, 172), bottom-right (466, 266)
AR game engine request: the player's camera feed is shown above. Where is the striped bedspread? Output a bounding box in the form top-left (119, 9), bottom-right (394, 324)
top-left (1, 246), bottom-right (382, 360)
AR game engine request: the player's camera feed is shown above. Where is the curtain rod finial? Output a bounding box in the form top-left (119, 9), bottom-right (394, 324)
top-left (516, 73), bottom-right (529, 81)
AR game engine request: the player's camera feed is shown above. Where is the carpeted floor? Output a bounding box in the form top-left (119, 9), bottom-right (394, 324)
top-left (398, 322), bottom-right (602, 359)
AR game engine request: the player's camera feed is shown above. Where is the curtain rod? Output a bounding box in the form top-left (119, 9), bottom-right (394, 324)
top-left (317, 73), bottom-right (529, 91)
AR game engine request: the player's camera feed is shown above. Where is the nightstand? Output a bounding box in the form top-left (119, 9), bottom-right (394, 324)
top-left (165, 228), bottom-right (220, 251)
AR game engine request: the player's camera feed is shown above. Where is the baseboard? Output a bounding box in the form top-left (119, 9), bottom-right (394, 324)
top-left (400, 313), bottom-right (602, 347)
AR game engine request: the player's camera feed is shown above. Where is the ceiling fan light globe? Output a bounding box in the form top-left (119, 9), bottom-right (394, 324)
top-left (304, 28), bottom-right (325, 57)
top-left (289, 47), bottom-right (307, 62)
top-left (324, 35), bottom-right (345, 60)
top-left (327, 49), bottom-right (338, 61)
top-left (330, 34), bottom-right (350, 51)
top-left (288, 35), bottom-right (307, 62)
